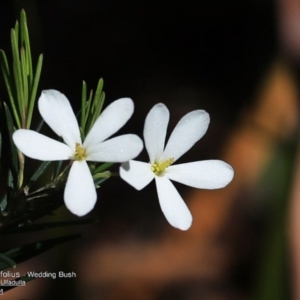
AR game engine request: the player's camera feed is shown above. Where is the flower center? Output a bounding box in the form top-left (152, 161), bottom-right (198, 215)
top-left (73, 143), bottom-right (87, 161)
top-left (151, 158), bottom-right (174, 176)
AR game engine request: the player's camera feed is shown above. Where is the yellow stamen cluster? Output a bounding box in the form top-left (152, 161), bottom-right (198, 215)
top-left (151, 158), bottom-right (174, 176)
top-left (73, 143), bottom-right (87, 161)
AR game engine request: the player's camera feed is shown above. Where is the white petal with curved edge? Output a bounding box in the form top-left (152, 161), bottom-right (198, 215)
top-left (86, 134), bottom-right (143, 162)
top-left (13, 129), bottom-right (72, 160)
top-left (143, 103), bottom-right (169, 164)
top-left (155, 176), bottom-right (192, 230)
top-left (160, 110), bottom-right (210, 162)
top-left (166, 160), bottom-right (234, 189)
top-left (120, 160), bottom-right (154, 190)
top-left (84, 98), bottom-right (134, 147)
top-left (38, 90), bottom-right (81, 150)
top-left (64, 161), bottom-right (97, 216)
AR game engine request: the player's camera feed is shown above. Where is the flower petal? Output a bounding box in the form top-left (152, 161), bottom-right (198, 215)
top-left (161, 110), bottom-right (210, 162)
top-left (155, 176), bottom-right (192, 230)
top-left (120, 160), bottom-right (154, 190)
top-left (86, 134), bottom-right (143, 162)
top-left (38, 90), bottom-right (81, 149)
top-left (64, 161), bottom-right (97, 216)
top-left (13, 129), bottom-right (72, 160)
top-left (84, 98), bottom-right (134, 147)
top-left (166, 160), bottom-right (234, 189)
top-left (143, 103), bottom-right (169, 163)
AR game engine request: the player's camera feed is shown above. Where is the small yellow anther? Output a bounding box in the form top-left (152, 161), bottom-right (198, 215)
top-left (73, 143), bottom-right (87, 161)
top-left (151, 158), bottom-right (174, 176)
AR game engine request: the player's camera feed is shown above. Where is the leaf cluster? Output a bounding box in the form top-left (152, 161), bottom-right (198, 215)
top-left (0, 10), bottom-right (112, 291)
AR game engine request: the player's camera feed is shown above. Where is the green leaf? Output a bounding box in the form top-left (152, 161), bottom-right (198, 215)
top-left (24, 161), bottom-right (52, 193)
top-left (94, 176), bottom-right (109, 187)
top-left (27, 54), bottom-right (43, 129)
top-left (83, 89), bottom-right (93, 132)
top-left (20, 9), bottom-right (33, 83)
top-left (0, 189), bottom-right (65, 229)
top-left (0, 50), bottom-right (21, 128)
top-left (92, 162), bottom-right (114, 174)
top-left (13, 20), bottom-right (19, 48)
top-left (93, 78), bottom-right (104, 113)
top-left (0, 252), bottom-right (16, 268)
top-left (4, 103), bottom-right (19, 188)
top-left (20, 47), bottom-right (28, 109)
top-left (252, 141), bottom-right (296, 300)
top-left (1, 10), bottom-right (43, 129)
top-left (0, 194), bottom-right (8, 213)
top-left (85, 78), bottom-right (105, 134)
top-left (52, 160), bottom-right (63, 179)
top-left (11, 28), bottom-right (25, 125)
top-left (2, 218), bottom-right (99, 234)
top-left (34, 118), bottom-right (44, 132)
top-left (0, 234), bottom-right (80, 271)
top-left (90, 85), bottom-right (105, 129)
top-left (93, 170), bottom-right (110, 178)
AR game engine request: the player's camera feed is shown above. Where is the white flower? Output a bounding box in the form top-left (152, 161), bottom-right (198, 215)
top-left (120, 103), bottom-right (234, 230)
top-left (13, 90), bottom-right (143, 216)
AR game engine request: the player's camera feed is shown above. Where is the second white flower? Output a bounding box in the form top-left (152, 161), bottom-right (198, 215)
top-left (120, 103), bottom-right (234, 230)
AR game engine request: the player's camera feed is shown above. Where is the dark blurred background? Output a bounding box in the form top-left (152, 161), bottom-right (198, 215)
top-left (0, 0), bottom-right (277, 121)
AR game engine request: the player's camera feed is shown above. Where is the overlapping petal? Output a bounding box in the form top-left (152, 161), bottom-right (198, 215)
top-left (38, 90), bottom-right (81, 149)
top-left (13, 130), bottom-right (72, 160)
top-left (166, 160), bottom-right (234, 189)
top-left (84, 98), bottom-right (134, 148)
top-left (64, 161), bottom-right (97, 216)
top-left (120, 160), bottom-right (154, 190)
top-left (143, 103), bottom-right (169, 164)
top-left (86, 134), bottom-right (143, 162)
top-left (160, 110), bottom-right (210, 162)
top-left (155, 176), bottom-right (192, 230)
